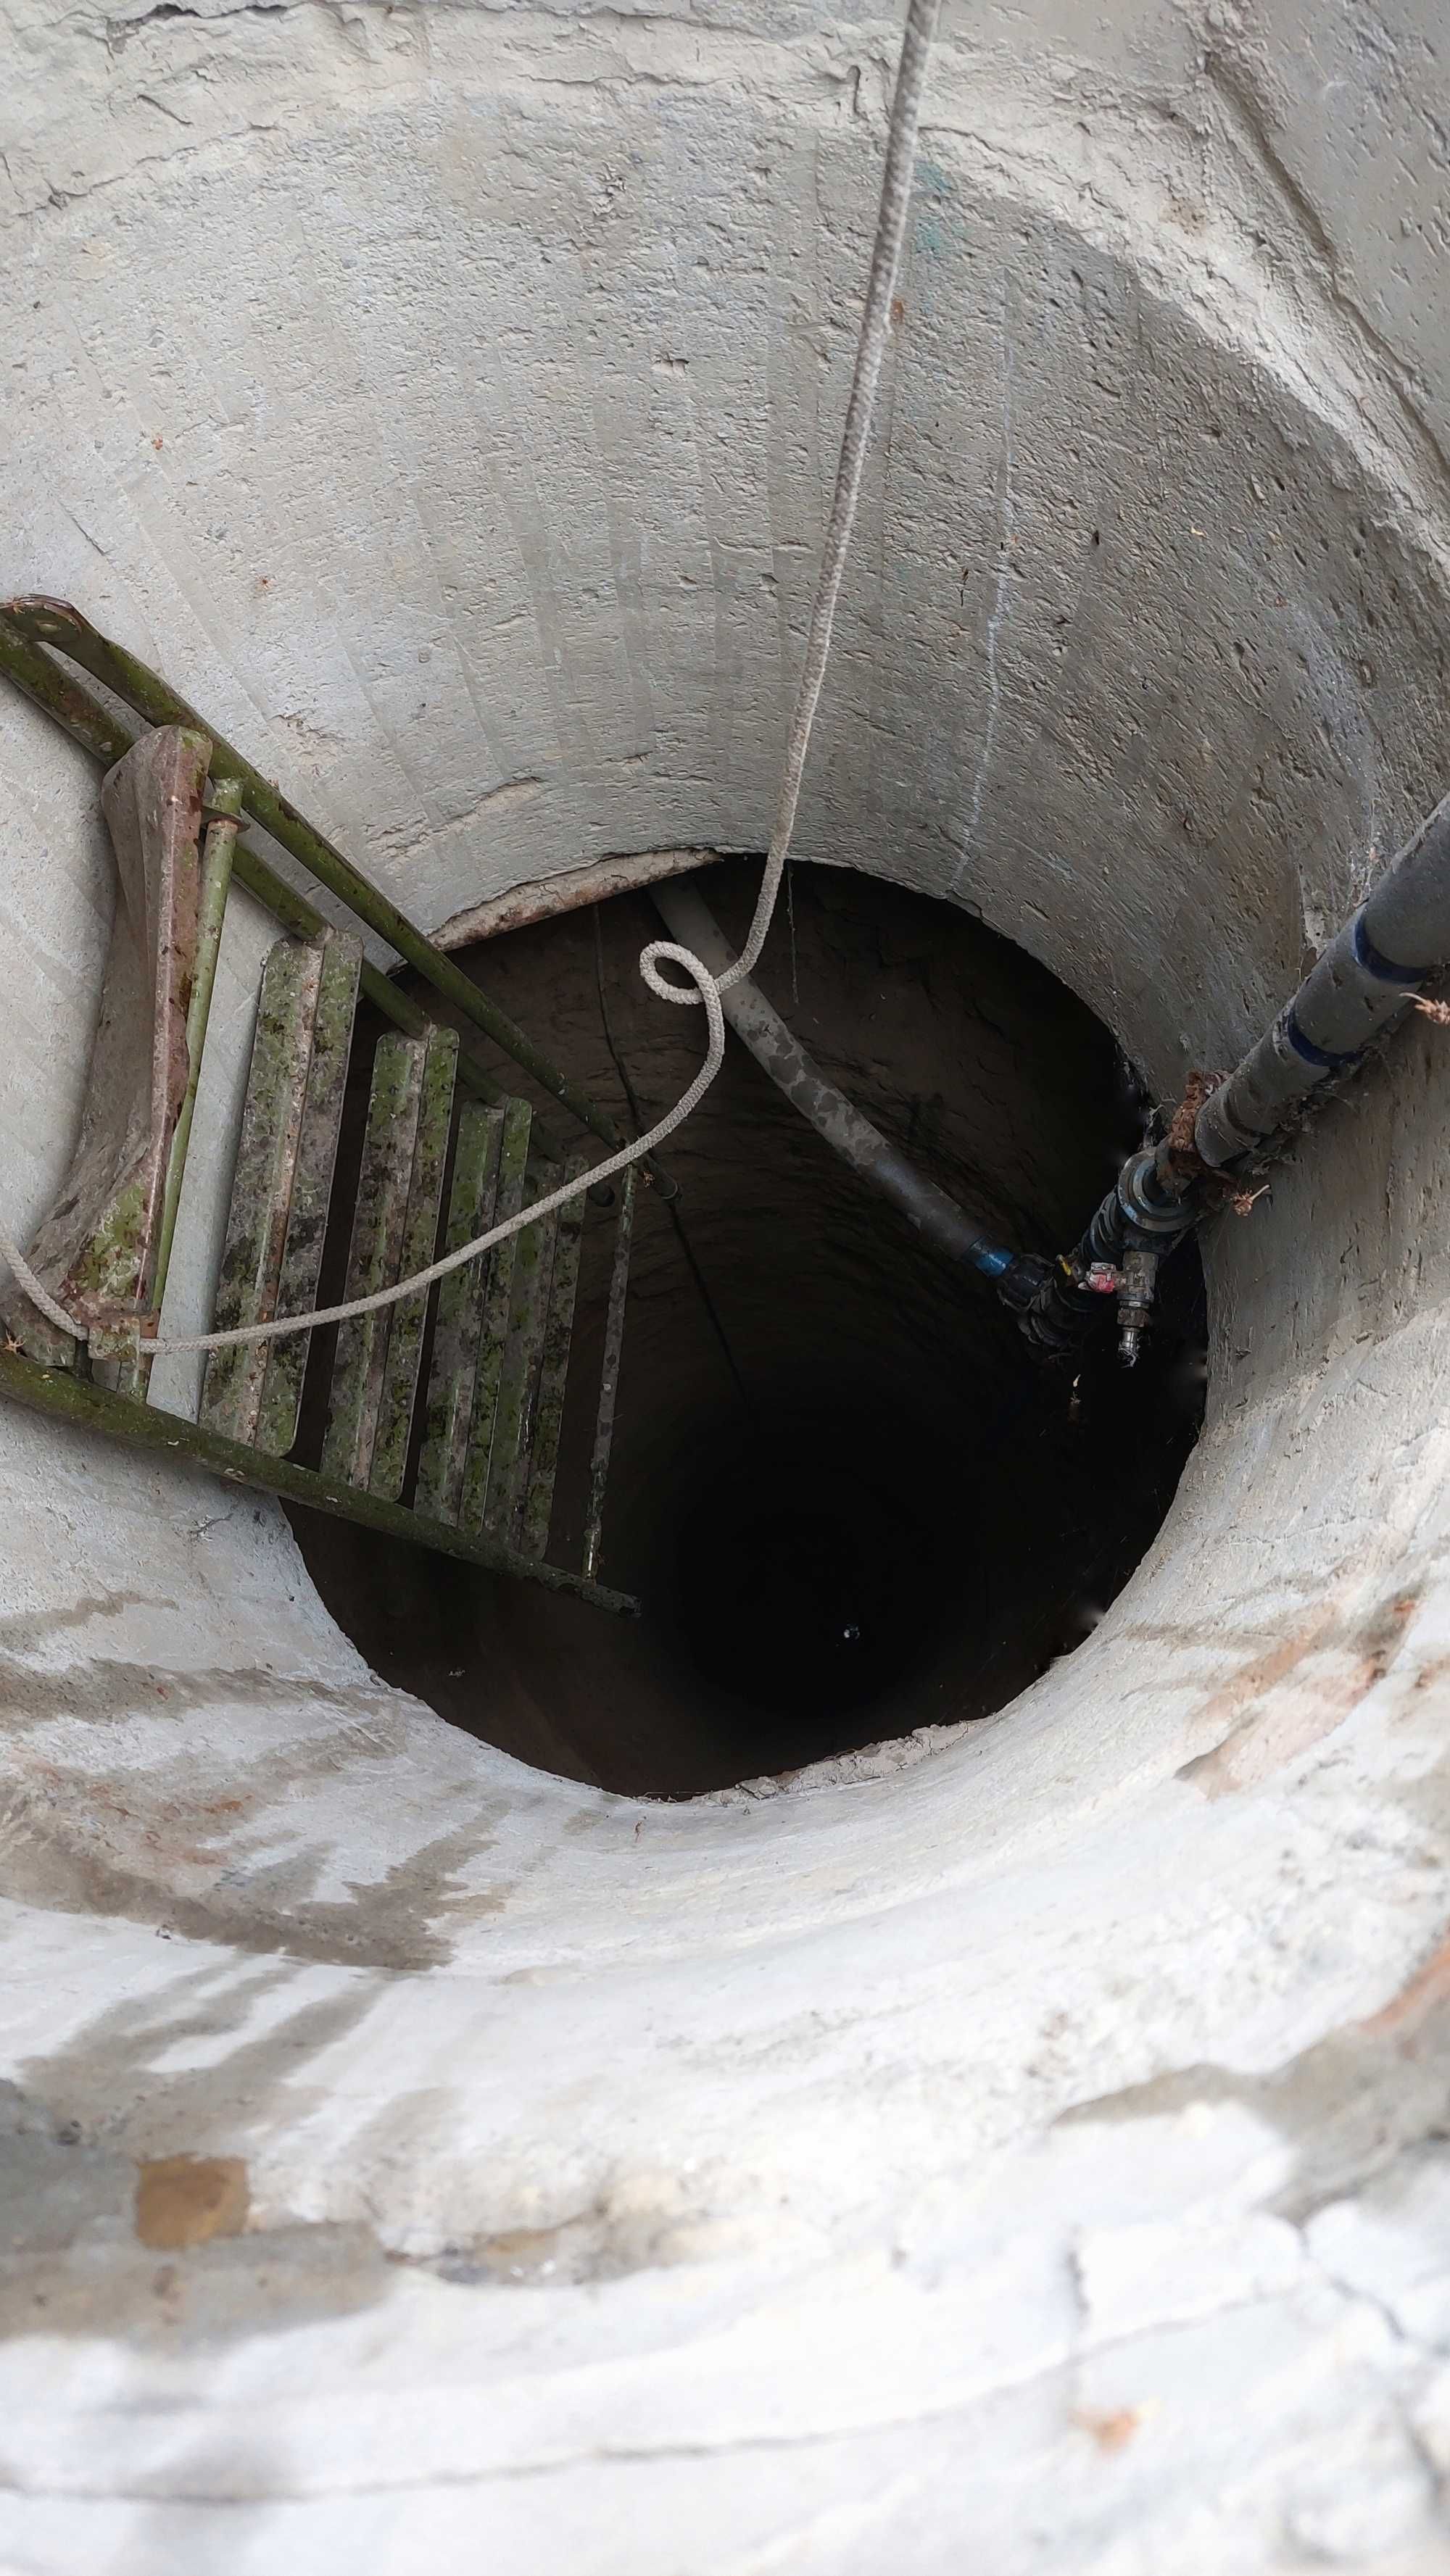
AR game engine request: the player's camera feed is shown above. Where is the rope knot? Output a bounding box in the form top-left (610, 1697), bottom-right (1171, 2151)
top-left (638, 939), bottom-right (713, 1008)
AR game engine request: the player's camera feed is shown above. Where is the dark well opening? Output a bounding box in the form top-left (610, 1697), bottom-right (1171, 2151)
top-left (287, 863), bottom-right (1204, 1797)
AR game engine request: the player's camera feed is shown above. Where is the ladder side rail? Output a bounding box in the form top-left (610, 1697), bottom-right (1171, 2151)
top-left (3, 599), bottom-right (659, 1173)
top-left (0, 1347), bottom-right (639, 1613)
top-left (0, 608), bottom-right (552, 1137)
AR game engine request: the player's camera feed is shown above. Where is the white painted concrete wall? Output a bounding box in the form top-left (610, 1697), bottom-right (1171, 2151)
top-left (2, 1), bottom-right (1450, 2566)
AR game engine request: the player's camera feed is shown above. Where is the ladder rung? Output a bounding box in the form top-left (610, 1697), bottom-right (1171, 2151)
top-left (321, 1033), bottom-right (429, 1489)
top-left (480, 1176), bottom-right (560, 1543)
top-left (414, 1101), bottom-right (505, 1524)
top-left (583, 1166), bottom-right (637, 1580)
top-left (368, 1026), bottom-right (457, 1501)
top-left (457, 1098), bottom-right (532, 1535)
top-left (516, 1152), bottom-right (589, 1559)
top-left (252, 929), bottom-right (362, 1456)
top-left (0, 604), bottom-right (648, 1617)
top-left (202, 936), bottom-right (326, 1445)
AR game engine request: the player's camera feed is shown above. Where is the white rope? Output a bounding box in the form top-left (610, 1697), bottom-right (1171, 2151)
top-left (643, 0), bottom-right (940, 1008)
top-left (138, 969), bottom-right (727, 1357)
top-left (1, 0), bottom-right (940, 1365)
top-left (0, 1229), bottom-right (86, 1340)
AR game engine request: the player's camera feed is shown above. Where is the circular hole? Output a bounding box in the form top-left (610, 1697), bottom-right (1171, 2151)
top-left (286, 864), bottom-right (1205, 1796)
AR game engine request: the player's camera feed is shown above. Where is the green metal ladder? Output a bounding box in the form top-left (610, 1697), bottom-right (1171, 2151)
top-left (0, 597), bottom-right (643, 1616)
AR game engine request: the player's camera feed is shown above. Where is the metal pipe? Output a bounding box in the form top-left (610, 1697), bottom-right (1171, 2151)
top-left (156, 777), bottom-right (244, 1296)
top-left (652, 878), bottom-right (1030, 1290)
top-left (1196, 789), bottom-right (1450, 1166)
top-left (1018, 1147), bottom-right (1198, 1366)
top-left (118, 775), bottom-right (244, 1404)
top-left (1024, 784), bottom-right (1450, 1365)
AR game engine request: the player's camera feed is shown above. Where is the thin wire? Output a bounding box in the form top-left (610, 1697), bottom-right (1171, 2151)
top-left (0, 0), bottom-right (941, 1363)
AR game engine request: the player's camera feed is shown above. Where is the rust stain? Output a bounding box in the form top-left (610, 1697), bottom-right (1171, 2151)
top-left (480, 2224), bottom-right (563, 2266)
top-left (135, 2155), bottom-right (249, 2250)
top-left (1176, 1603), bottom-right (1337, 1790)
top-left (1197, 1603), bottom-right (1339, 1732)
top-left (1184, 1651), bottom-right (1381, 1798)
top-left (1359, 1927), bottom-right (1450, 2037)
top-left (1180, 1592), bottom-right (1417, 1796)
top-left (431, 846), bottom-right (715, 952)
top-left (1072, 2406), bottom-right (1143, 2454)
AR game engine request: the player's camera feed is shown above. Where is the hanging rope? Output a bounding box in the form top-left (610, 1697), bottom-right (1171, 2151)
top-left (0, 0), bottom-right (941, 1363)
top-left (0, 1240), bottom-right (86, 1342)
top-left (594, 902), bottom-right (755, 1413)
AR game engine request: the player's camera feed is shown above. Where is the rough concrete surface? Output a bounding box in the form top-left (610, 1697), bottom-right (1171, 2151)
top-left (0, 0), bottom-right (1449, 2567)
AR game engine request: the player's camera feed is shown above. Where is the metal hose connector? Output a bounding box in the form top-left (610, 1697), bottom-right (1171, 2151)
top-left (1016, 1148), bottom-right (1200, 1365)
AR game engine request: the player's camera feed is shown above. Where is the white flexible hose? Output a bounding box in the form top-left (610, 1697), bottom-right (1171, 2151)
top-left (0, 0), bottom-right (940, 1365)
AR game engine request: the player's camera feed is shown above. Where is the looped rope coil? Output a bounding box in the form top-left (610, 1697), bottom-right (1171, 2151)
top-left (0, 0), bottom-right (940, 1363)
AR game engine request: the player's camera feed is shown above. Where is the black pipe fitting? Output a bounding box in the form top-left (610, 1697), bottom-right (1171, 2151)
top-left (1014, 1147), bottom-right (1201, 1365)
top-left (991, 1251), bottom-right (1058, 1316)
top-left (1014, 780), bottom-right (1450, 1366)
top-left (1114, 1148), bottom-right (1199, 1240)
top-left (1110, 1149), bottom-right (1201, 1364)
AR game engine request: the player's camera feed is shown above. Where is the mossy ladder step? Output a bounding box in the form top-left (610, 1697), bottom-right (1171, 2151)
top-left (210, 939), bottom-right (630, 1597)
top-left (0, 602), bottom-right (642, 1617)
